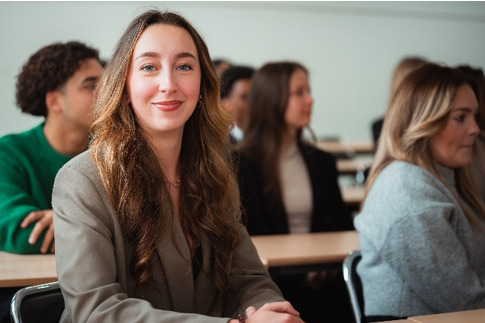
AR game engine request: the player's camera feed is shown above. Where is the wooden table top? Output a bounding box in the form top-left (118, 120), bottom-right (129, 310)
top-left (1, 231), bottom-right (360, 287)
top-left (408, 309), bottom-right (485, 323)
top-left (341, 186), bottom-right (365, 205)
top-left (317, 140), bottom-right (374, 155)
top-left (0, 251), bottom-right (57, 288)
top-left (251, 230), bottom-right (359, 268)
top-left (336, 158), bottom-right (373, 174)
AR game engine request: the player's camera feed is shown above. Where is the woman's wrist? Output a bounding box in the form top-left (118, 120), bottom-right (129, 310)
top-left (228, 314), bottom-right (246, 323)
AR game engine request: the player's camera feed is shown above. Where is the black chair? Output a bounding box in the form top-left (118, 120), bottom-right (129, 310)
top-left (343, 250), bottom-right (364, 323)
top-left (10, 281), bottom-right (64, 323)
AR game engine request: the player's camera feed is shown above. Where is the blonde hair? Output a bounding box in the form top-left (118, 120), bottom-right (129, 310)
top-left (89, 10), bottom-right (239, 296)
top-left (368, 62), bottom-right (485, 224)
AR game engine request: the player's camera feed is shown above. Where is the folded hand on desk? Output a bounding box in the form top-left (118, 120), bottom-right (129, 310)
top-left (229, 301), bottom-right (305, 322)
top-left (20, 209), bottom-right (55, 253)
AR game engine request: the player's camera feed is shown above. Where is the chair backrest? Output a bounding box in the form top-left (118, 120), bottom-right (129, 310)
top-left (343, 250), bottom-right (364, 323)
top-left (10, 281), bottom-right (64, 323)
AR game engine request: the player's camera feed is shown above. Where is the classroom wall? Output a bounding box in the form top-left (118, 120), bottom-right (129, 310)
top-left (1, 1), bottom-right (485, 141)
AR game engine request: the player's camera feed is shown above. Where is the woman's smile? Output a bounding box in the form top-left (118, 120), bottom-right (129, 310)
top-left (153, 100), bottom-right (184, 111)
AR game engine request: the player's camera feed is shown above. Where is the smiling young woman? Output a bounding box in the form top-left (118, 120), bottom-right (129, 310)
top-left (52, 10), bottom-right (303, 323)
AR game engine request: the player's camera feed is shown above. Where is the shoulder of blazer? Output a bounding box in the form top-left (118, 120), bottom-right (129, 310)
top-left (298, 141), bottom-right (336, 166)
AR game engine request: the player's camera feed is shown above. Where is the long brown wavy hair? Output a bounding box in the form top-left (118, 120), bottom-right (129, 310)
top-left (238, 61), bottom-right (310, 208)
top-left (89, 10), bottom-right (239, 296)
top-left (367, 63), bottom-right (485, 225)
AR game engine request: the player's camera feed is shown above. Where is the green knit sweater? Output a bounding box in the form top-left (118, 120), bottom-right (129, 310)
top-left (0, 123), bottom-right (73, 254)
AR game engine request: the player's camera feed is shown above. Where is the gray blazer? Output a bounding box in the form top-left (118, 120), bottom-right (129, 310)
top-left (53, 151), bottom-right (283, 322)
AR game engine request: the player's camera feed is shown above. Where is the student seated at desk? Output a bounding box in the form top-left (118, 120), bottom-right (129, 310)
top-left (52, 10), bottom-right (302, 323)
top-left (355, 63), bottom-right (485, 321)
top-left (0, 41), bottom-right (103, 255)
top-left (0, 41), bottom-right (103, 323)
top-left (456, 65), bottom-right (485, 202)
top-left (371, 56), bottom-right (428, 148)
top-left (235, 61), bottom-right (353, 323)
top-left (220, 65), bottom-right (254, 143)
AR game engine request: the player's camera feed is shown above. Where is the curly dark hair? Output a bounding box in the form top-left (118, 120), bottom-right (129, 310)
top-left (220, 65), bottom-right (254, 99)
top-left (15, 41), bottom-right (100, 117)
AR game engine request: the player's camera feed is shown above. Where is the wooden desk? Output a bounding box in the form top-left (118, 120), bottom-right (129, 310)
top-left (0, 251), bottom-right (56, 288)
top-left (251, 231), bottom-right (359, 270)
top-left (0, 231), bottom-right (360, 287)
top-left (408, 309), bottom-right (485, 323)
top-left (342, 186), bottom-right (365, 206)
top-left (317, 140), bottom-right (374, 155)
top-left (337, 158), bottom-right (373, 175)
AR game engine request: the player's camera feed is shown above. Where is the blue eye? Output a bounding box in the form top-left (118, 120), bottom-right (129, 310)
top-left (178, 64), bottom-right (193, 72)
top-left (453, 114), bottom-right (465, 122)
top-left (141, 64), bottom-right (156, 72)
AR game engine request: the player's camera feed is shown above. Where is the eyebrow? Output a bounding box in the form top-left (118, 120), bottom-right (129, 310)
top-left (452, 106), bottom-right (478, 114)
top-left (134, 51), bottom-right (197, 61)
top-left (81, 76), bottom-right (100, 85)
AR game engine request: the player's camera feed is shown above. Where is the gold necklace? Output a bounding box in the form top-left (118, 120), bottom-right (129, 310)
top-left (167, 180), bottom-right (181, 188)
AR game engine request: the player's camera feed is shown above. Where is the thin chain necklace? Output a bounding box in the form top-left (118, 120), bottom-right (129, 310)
top-left (167, 179), bottom-right (181, 188)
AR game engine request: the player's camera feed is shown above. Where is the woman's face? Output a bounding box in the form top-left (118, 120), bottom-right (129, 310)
top-left (284, 68), bottom-right (313, 135)
top-left (430, 84), bottom-right (479, 168)
top-left (126, 23), bottom-right (201, 138)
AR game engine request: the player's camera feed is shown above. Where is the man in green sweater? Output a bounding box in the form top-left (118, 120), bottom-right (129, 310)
top-left (0, 41), bottom-right (103, 323)
top-left (0, 42), bottom-right (103, 254)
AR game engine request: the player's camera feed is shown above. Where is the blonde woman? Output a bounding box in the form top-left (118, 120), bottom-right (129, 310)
top-left (355, 63), bottom-right (485, 321)
top-left (456, 65), bottom-right (485, 202)
top-left (53, 10), bottom-right (302, 323)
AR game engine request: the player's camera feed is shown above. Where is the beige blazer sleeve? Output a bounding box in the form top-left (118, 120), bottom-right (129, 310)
top-left (53, 151), bottom-right (283, 323)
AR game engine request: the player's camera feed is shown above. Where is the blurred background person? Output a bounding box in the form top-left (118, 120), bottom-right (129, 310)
top-left (456, 64), bottom-right (485, 202)
top-left (356, 63), bottom-right (485, 321)
top-left (371, 56), bottom-right (428, 147)
top-left (220, 65), bottom-right (254, 142)
top-left (212, 58), bottom-right (232, 80)
top-left (236, 61), bottom-right (353, 323)
top-left (0, 41), bottom-right (103, 323)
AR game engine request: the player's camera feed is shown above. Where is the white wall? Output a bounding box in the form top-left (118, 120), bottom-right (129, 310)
top-left (1, 1), bottom-right (485, 141)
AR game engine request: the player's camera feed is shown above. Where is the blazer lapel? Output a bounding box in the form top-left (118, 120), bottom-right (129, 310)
top-left (156, 211), bottom-right (195, 313)
top-left (194, 235), bottom-right (221, 314)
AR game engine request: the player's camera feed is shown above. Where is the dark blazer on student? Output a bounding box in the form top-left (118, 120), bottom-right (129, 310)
top-left (237, 142), bottom-right (353, 236)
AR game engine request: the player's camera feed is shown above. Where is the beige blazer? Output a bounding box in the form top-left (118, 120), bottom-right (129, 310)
top-left (53, 151), bottom-right (283, 322)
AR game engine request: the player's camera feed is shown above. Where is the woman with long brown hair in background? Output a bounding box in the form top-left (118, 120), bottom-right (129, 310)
top-left (236, 61), bottom-right (353, 323)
